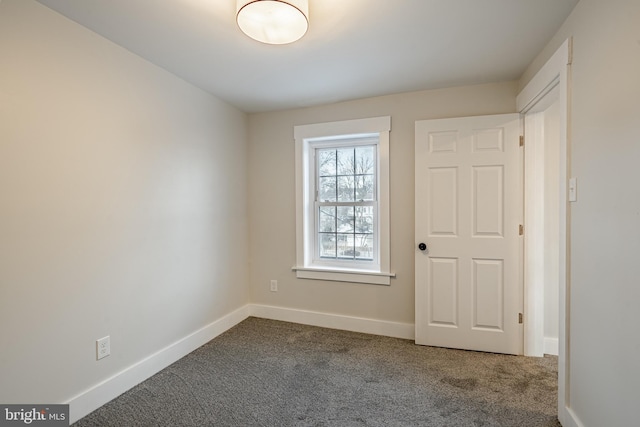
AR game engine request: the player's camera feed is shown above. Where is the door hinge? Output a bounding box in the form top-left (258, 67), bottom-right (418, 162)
top-left (519, 224), bottom-right (524, 236)
top-left (519, 313), bottom-right (523, 324)
top-left (519, 135), bottom-right (524, 147)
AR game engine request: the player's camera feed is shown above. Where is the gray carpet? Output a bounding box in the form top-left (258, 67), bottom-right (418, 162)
top-left (73, 317), bottom-right (560, 427)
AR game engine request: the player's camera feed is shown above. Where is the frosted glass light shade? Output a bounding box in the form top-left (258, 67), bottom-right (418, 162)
top-left (237, 0), bottom-right (309, 45)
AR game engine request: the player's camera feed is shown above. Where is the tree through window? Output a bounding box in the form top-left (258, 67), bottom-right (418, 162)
top-left (316, 145), bottom-right (376, 260)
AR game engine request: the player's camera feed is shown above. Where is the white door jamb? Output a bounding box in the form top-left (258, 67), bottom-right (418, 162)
top-left (516, 38), bottom-right (573, 426)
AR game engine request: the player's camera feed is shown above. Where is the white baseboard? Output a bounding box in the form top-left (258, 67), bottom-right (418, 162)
top-left (544, 337), bottom-right (559, 356)
top-left (560, 406), bottom-right (585, 427)
top-left (249, 304), bottom-right (415, 340)
top-left (66, 305), bottom-right (250, 424)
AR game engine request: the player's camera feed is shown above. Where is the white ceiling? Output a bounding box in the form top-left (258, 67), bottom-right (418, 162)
top-left (36, 0), bottom-right (578, 113)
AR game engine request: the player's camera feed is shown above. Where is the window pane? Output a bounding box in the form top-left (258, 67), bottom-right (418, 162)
top-left (313, 143), bottom-right (378, 265)
top-left (337, 206), bottom-right (355, 232)
top-left (319, 177), bottom-right (336, 201)
top-left (319, 207), bottom-right (336, 232)
top-left (337, 233), bottom-right (356, 259)
top-left (355, 206), bottom-right (374, 234)
top-left (337, 148), bottom-right (355, 176)
top-left (355, 174), bottom-right (375, 201)
top-left (318, 149), bottom-right (336, 176)
top-left (355, 146), bottom-right (375, 175)
top-left (355, 234), bottom-right (374, 260)
top-left (337, 176), bottom-right (355, 202)
top-left (319, 233), bottom-right (336, 258)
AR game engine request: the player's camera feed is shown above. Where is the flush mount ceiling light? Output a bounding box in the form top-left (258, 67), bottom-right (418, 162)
top-left (236, 0), bottom-right (309, 45)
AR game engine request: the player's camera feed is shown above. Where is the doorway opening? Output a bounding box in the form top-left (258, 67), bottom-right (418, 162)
top-left (523, 87), bottom-right (561, 357)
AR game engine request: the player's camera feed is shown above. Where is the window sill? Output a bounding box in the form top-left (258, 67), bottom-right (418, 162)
top-left (292, 266), bottom-right (395, 285)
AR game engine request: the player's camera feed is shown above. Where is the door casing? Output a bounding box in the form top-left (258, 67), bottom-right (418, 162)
top-left (517, 38), bottom-right (572, 426)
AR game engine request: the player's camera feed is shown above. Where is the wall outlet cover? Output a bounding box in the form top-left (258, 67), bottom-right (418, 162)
top-left (96, 336), bottom-right (110, 360)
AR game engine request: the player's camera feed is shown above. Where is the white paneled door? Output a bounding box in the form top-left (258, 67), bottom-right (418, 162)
top-left (415, 114), bottom-right (523, 355)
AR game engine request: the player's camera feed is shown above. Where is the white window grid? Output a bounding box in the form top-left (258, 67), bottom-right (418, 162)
top-left (312, 140), bottom-right (379, 267)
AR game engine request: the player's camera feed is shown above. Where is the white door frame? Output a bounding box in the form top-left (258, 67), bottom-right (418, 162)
top-left (516, 38), bottom-right (573, 426)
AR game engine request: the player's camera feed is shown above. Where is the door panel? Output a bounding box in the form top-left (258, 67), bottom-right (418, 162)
top-left (429, 167), bottom-right (458, 236)
top-left (429, 257), bottom-right (458, 326)
top-left (415, 113), bottom-right (523, 355)
top-left (472, 258), bottom-right (504, 330)
top-left (473, 165), bottom-right (503, 237)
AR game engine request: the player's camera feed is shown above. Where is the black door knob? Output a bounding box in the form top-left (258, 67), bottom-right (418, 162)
top-left (418, 243), bottom-right (427, 251)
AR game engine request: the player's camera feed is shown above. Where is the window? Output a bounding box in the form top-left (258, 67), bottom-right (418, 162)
top-left (316, 143), bottom-right (376, 262)
top-left (294, 116), bottom-right (392, 285)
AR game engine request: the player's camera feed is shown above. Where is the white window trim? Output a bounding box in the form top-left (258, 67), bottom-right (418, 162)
top-left (293, 116), bottom-right (393, 285)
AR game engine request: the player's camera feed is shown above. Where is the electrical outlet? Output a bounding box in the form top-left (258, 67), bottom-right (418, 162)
top-left (270, 280), bottom-right (278, 292)
top-left (96, 336), bottom-right (110, 360)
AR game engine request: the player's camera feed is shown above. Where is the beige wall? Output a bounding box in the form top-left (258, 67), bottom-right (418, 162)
top-left (0, 0), bottom-right (249, 404)
top-left (521, 0), bottom-right (640, 425)
top-left (248, 82), bottom-right (517, 325)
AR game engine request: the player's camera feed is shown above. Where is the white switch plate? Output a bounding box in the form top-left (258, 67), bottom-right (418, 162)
top-left (270, 280), bottom-right (278, 292)
top-left (96, 336), bottom-right (110, 360)
top-left (569, 177), bottom-right (577, 202)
